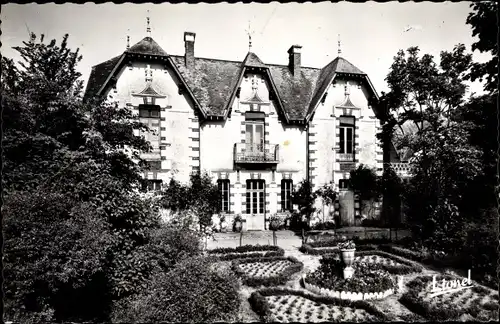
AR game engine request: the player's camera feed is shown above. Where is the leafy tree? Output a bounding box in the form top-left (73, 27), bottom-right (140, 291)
top-left (466, 1), bottom-right (498, 94)
top-left (379, 166), bottom-right (404, 227)
top-left (292, 179), bottom-right (317, 226)
top-left (2, 33), bottom-right (160, 322)
top-left (349, 164), bottom-right (381, 219)
top-left (315, 182), bottom-right (338, 223)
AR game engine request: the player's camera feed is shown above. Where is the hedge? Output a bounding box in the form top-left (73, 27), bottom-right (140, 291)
top-left (207, 245), bottom-right (285, 261)
top-left (398, 275), bottom-right (498, 321)
top-left (232, 256), bottom-right (303, 287)
top-left (249, 287), bottom-right (396, 322)
top-left (300, 242), bottom-right (378, 255)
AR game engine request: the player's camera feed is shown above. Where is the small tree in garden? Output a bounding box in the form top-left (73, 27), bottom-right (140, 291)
top-left (379, 166), bottom-right (404, 227)
top-left (315, 182), bottom-right (338, 224)
top-left (349, 165), bottom-right (382, 219)
top-left (291, 179), bottom-right (317, 227)
top-left (159, 171), bottom-right (221, 247)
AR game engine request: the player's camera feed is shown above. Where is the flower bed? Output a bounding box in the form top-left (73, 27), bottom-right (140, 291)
top-left (304, 256), bottom-right (395, 299)
top-left (355, 250), bottom-right (424, 274)
top-left (207, 244), bottom-right (285, 261)
top-left (249, 287), bottom-right (394, 322)
top-left (399, 275), bottom-right (499, 321)
top-left (232, 256), bottom-right (303, 287)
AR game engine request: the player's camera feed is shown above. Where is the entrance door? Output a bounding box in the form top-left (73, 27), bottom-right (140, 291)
top-left (246, 180), bottom-right (265, 230)
top-left (338, 179), bottom-right (355, 226)
top-left (246, 122), bottom-right (264, 159)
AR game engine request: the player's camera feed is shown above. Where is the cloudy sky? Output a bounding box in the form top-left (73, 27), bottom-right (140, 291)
top-left (1, 2), bottom-right (489, 96)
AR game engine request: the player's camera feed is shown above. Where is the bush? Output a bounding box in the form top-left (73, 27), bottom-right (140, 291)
top-left (312, 221), bottom-right (336, 230)
top-left (361, 218), bottom-right (383, 227)
top-left (232, 256), bottom-right (303, 287)
top-left (305, 256), bottom-right (395, 293)
top-left (111, 256), bottom-right (240, 323)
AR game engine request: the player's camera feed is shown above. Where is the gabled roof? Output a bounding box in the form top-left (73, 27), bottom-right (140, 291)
top-left (306, 56), bottom-right (379, 121)
top-left (126, 37), bottom-right (168, 56)
top-left (242, 52), bottom-right (267, 68)
top-left (84, 55), bottom-right (121, 102)
top-left (84, 39), bottom-right (380, 123)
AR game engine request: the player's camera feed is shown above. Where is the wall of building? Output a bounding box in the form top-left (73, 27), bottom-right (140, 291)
top-left (104, 61), bottom-right (200, 184)
top-left (201, 72), bottom-right (307, 225)
top-left (309, 77), bottom-right (383, 225)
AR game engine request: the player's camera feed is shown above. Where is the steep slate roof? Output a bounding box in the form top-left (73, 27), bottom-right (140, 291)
top-left (126, 37), bottom-right (169, 56)
top-left (307, 56), bottom-right (367, 117)
top-left (84, 37), bottom-right (378, 122)
top-left (268, 65), bottom-right (320, 120)
top-left (170, 56), bottom-right (241, 116)
top-left (84, 55), bottom-right (121, 102)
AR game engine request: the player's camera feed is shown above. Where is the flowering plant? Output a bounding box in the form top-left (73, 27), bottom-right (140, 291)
top-left (338, 240), bottom-right (356, 250)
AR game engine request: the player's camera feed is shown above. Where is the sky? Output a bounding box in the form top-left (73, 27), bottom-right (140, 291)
top-left (1, 2), bottom-right (490, 97)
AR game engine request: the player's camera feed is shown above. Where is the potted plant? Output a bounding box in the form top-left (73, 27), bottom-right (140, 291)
top-left (269, 214), bottom-right (284, 231)
top-left (338, 240), bottom-right (356, 267)
top-left (233, 214), bottom-right (243, 232)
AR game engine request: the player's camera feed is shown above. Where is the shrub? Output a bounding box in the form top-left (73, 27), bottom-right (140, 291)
top-left (305, 257), bottom-right (395, 293)
top-left (111, 256), bottom-right (240, 323)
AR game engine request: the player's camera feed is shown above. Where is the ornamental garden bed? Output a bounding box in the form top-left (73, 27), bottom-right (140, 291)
top-left (399, 275), bottom-right (499, 321)
top-left (300, 241), bottom-right (378, 255)
top-left (304, 255), bottom-right (396, 299)
top-left (207, 244), bottom-right (285, 261)
top-left (232, 256), bottom-right (303, 287)
top-left (249, 287), bottom-right (394, 322)
top-left (355, 250), bottom-right (424, 274)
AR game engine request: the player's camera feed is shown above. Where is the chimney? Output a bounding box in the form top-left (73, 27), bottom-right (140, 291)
top-left (184, 32), bottom-right (196, 69)
top-left (288, 45), bottom-right (302, 76)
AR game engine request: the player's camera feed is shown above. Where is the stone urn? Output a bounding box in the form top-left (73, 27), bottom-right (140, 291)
top-left (343, 266), bottom-right (355, 279)
top-left (340, 248), bottom-right (356, 267)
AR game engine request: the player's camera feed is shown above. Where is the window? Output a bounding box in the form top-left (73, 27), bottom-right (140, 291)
top-left (246, 180), bottom-right (265, 214)
top-left (339, 179), bottom-right (349, 190)
top-left (218, 180), bottom-right (230, 213)
top-left (281, 179), bottom-right (293, 211)
top-left (139, 105), bottom-right (161, 153)
top-left (245, 121), bottom-right (265, 152)
top-left (339, 116), bottom-right (355, 155)
top-left (143, 179), bottom-right (162, 192)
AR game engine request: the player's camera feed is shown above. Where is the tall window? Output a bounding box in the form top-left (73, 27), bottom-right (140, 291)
top-left (281, 179), bottom-right (293, 211)
top-left (245, 121), bottom-right (264, 153)
top-left (246, 180), bottom-right (265, 214)
top-left (339, 116), bottom-right (355, 155)
top-left (218, 180), bottom-right (230, 213)
top-left (139, 105), bottom-right (160, 153)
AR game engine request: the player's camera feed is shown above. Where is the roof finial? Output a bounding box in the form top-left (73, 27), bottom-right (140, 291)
top-left (245, 20), bottom-right (254, 52)
top-left (126, 29), bottom-right (130, 50)
top-left (338, 34), bottom-right (342, 56)
top-left (146, 10), bottom-right (151, 37)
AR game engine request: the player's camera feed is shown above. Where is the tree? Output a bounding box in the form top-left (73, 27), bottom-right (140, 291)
top-left (466, 1), bottom-right (498, 94)
top-left (2, 33), bottom-right (160, 322)
top-left (291, 180), bottom-right (317, 226)
top-left (315, 182), bottom-right (338, 224)
top-left (349, 165), bottom-right (381, 219)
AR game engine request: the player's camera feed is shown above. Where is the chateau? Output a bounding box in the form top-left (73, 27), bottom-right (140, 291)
top-left (84, 30), bottom-right (403, 230)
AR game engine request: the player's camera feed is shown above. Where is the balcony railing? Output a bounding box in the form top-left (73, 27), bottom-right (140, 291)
top-left (234, 143), bottom-right (279, 164)
top-left (337, 153), bottom-right (354, 161)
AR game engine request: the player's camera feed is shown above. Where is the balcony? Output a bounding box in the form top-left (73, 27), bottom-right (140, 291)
top-left (234, 143), bottom-right (279, 164)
